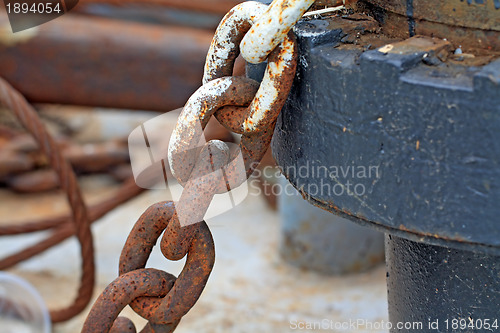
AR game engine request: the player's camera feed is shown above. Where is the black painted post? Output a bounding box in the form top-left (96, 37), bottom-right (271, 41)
top-left (386, 235), bottom-right (499, 332)
top-left (270, 12), bottom-right (500, 332)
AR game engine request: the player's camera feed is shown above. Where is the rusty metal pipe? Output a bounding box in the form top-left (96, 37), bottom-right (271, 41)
top-left (80, 0), bottom-right (244, 15)
top-left (0, 13), bottom-right (214, 112)
top-left (0, 178), bottom-right (143, 266)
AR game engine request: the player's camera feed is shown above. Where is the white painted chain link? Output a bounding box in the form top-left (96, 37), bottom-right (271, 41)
top-left (240, 0), bottom-right (316, 64)
top-left (168, 0), bottom-right (313, 207)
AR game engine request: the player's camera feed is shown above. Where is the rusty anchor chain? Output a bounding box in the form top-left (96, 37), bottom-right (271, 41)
top-left (83, 0), bottom-right (312, 331)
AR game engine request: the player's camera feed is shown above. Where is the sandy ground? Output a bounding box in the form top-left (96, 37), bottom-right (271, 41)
top-left (0, 176), bottom-right (388, 333)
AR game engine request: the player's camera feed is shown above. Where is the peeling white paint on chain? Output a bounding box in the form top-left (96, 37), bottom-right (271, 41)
top-left (168, 77), bottom-right (234, 178)
top-left (240, 0), bottom-right (315, 64)
top-left (244, 36), bottom-right (296, 132)
top-left (203, 2), bottom-right (268, 84)
top-left (173, 0), bottom-right (302, 178)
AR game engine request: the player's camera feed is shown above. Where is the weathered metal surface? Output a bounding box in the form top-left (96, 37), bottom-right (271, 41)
top-left (279, 177), bottom-right (385, 274)
top-left (0, 134), bottom-right (130, 192)
top-left (7, 169), bottom-right (60, 193)
top-left (377, 35), bottom-right (453, 57)
top-left (203, 0), bottom-right (298, 136)
top-left (83, 201), bottom-right (214, 332)
top-left (83, 144), bottom-right (222, 330)
top-left (76, 3), bottom-right (223, 31)
top-left (203, 2), bottom-right (268, 82)
top-left (362, 0), bottom-right (500, 52)
top-left (84, 268), bottom-right (178, 332)
top-left (312, 0), bottom-right (358, 8)
top-left (82, 0), bottom-right (244, 15)
top-left (240, 0), bottom-right (314, 64)
top-left (272, 16), bottom-right (500, 255)
top-left (164, 141), bottom-right (230, 230)
top-left (0, 13), bottom-right (213, 112)
top-left (168, 76), bottom-right (259, 188)
top-left (386, 235), bottom-right (500, 332)
top-left (170, 1), bottom-right (298, 190)
top-left (367, 0), bottom-right (500, 31)
top-left (85, 0), bottom-right (301, 328)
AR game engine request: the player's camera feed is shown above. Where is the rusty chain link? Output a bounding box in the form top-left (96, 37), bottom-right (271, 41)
top-left (83, 0), bottom-right (311, 331)
top-left (240, 0), bottom-right (315, 64)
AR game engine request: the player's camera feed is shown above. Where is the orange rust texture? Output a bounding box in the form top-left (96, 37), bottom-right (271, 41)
top-left (81, 0), bottom-right (244, 15)
top-left (398, 224), bottom-right (469, 243)
top-left (0, 13), bottom-right (214, 112)
top-left (83, 201), bottom-right (215, 332)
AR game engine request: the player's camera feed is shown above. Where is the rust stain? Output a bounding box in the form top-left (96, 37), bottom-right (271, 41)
top-left (377, 35), bottom-right (453, 56)
top-left (0, 14), bottom-right (213, 112)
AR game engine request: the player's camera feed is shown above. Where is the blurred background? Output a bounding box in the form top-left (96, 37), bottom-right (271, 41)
top-left (0, 1), bottom-right (388, 332)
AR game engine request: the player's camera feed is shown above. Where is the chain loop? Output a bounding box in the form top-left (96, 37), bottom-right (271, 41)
top-left (82, 201), bottom-right (215, 332)
top-left (84, 0), bottom-right (307, 331)
top-left (204, 1), bottom-right (298, 134)
top-left (168, 76), bottom-right (259, 188)
top-left (169, 1), bottom-right (298, 189)
top-left (83, 268), bottom-right (178, 333)
top-left (203, 2), bottom-right (268, 83)
top-left (240, 0), bottom-right (315, 64)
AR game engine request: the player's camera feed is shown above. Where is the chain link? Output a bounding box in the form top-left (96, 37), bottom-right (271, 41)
top-left (82, 0), bottom-right (311, 331)
top-left (241, 0), bottom-right (315, 64)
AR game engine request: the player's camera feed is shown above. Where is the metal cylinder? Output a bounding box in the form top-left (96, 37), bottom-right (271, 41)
top-left (279, 177), bottom-right (385, 274)
top-left (272, 16), bottom-right (500, 255)
top-left (0, 13), bottom-right (214, 112)
top-left (386, 235), bottom-right (500, 332)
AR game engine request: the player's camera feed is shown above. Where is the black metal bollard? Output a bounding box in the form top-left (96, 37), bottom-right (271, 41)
top-left (386, 235), bottom-right (499, 331)
top-left (271, 9), bottom-right (500, 332)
